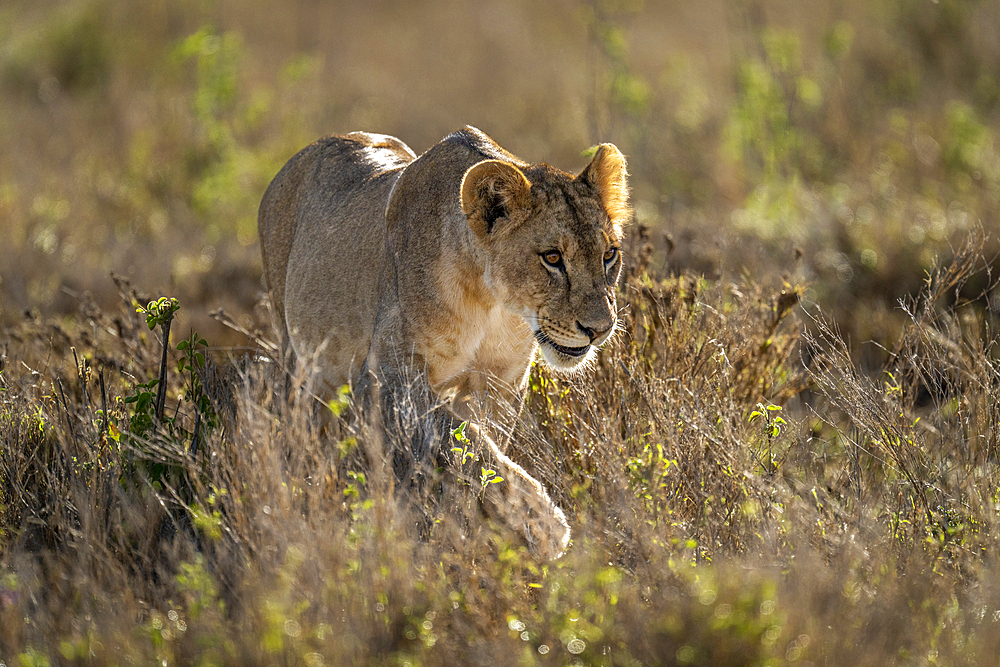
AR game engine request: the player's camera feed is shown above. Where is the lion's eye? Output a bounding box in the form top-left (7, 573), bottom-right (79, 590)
top-left (542, 250), bottom-right (563, 267)
top-left (604, 247), bottom-right (619, 263)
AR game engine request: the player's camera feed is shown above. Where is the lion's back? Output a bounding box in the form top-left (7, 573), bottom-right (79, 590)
top-left (259, 133), bottom-right (415, 383)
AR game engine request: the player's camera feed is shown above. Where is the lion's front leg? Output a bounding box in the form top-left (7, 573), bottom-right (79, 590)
top-left (366, 355), bottom-right (570, 560)
top-left (460, 421), bottom-right (570, 560)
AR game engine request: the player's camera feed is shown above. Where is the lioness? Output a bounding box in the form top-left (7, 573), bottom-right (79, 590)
top-left (258, 127), bottom-right (629, 559)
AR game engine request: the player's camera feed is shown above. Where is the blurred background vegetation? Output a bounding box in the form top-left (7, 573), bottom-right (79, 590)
top-left (2, 0), bottom-right (998, 364)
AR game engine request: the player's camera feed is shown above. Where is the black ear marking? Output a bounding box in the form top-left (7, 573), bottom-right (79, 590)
top-left (482, 190), bottom-right (507, 233)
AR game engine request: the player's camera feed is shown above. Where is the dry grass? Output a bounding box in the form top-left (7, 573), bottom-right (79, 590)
top-left (2, 0), bottom-right (999, 351)
top-left (3, 0), bottom-right (1000, 664)
top-left (3, 239), bottom-right (1000, 664)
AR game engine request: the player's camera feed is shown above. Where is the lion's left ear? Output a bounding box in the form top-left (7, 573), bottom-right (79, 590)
top-left (577, 144), bottom-right (631, 223)
top-left (461, 160), bottom-right (532, 238)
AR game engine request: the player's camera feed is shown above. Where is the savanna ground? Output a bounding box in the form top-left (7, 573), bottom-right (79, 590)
top-left (2, 0), bottom-right (1000, 664)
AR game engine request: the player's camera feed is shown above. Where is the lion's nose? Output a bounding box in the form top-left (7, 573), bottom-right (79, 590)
top-left (576, 320), bottom-right (613, 344)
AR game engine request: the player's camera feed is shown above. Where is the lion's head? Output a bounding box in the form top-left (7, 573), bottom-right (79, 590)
top-left (460, 145), bottom-right (630, 371)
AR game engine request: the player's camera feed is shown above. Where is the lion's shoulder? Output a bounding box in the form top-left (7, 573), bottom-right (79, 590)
top-left (384, 127), bottom-right (532, 230)
top-left (438, 126), bottom-right (526, 166)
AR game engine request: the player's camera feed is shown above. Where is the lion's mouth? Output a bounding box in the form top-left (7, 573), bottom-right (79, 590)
top-left (534, 331), bottom-right (590, 358)
top-left (549, 341), bottom-right (590, 357)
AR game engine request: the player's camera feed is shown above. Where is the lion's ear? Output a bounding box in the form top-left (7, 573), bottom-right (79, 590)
top-left (461, 160), bottom-right (531, 238)
top-left (577, 144), bottom-right (631, 224)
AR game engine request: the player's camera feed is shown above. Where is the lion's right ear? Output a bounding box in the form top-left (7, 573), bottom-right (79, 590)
top-left (577, 144), bottom-right (631, 225)
top-left (460, 160), bottom-right (531, 238)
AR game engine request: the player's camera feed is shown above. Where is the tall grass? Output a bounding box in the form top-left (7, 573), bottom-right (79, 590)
top-left (3, 237), bottom-right (1000, 664)
top-left (3, 0), bottom-right (999, 353)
